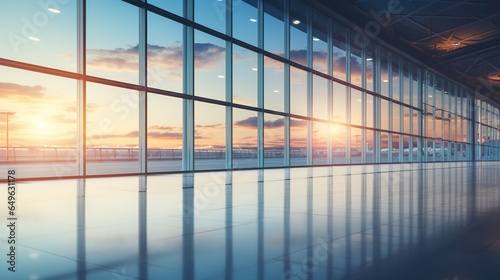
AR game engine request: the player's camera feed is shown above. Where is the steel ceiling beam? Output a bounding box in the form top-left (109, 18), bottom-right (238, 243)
top-left (433, 37), bottom-right (500, 65)
top-left (413, 12), bottom-right (500, 44)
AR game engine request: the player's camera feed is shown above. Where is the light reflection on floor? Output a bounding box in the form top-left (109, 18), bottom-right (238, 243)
top-left (1, 162), bottom-right (500, 279)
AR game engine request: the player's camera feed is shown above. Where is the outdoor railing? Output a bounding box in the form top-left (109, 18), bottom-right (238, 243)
top-left (0, 147), bottom-right (309, 162)
top-left (0, 146), bottom-right (471, 163)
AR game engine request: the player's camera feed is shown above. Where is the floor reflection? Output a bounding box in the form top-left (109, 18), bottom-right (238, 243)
top-left (2, 162), bottom-right (500, 279)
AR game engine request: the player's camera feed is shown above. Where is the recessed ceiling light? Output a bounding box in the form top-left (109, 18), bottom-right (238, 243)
top-left (218, 75), bottom-right (225, 78)
top-left (250, 18), bottom-right (257, 22)
top-left (28, 36), bottom-right (40, 41)
top-left (313, 37), bottom-right (320, 41)
top-left (453, 41), bottom-right (460, 46)
top-left (273, 90), bottom-right (279, 93)
top-left (251, 68), bottom-right (258, 71)
top-left (382, 79), bottom-right (388, 83)
top-left (292, 20), bottom-right (301, 25)
top-left (357, 99), bottom-right (362, 102)
top-left (428, 95), bottom-right (433, 97)
top-left (366, 58), bottom-right (373, 61)
top-left (48, 8), bottom-right (61, 13)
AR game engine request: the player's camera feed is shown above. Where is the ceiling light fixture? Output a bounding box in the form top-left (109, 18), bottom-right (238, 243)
top-left (453, 41), bottom-right (460, 46)
top-left (313, 37), bottom-right (320, 41)
top-left (382, 79), bottom-right (388, 83)
top-left (366, 58), bottom-right (373, 61)
top-left (48, 8), bottom-right (61, 13)
top-left (250, 18), bottom-right (257, 22)
top-left (218, 75), bottom-right (225, 78)
top-left (292, 19), bottom-right (300, 25)
top-left (251, 68), bottom-right (258, 71)
top-left (28, 36), bottom-right (40, 41)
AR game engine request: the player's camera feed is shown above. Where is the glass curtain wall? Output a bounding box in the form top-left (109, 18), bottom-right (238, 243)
top-left (0, 0), bottom-right (496, 179)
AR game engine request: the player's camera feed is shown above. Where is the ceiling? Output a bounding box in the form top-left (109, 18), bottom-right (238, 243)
top-left (320, 0), bottom-right (500, 103)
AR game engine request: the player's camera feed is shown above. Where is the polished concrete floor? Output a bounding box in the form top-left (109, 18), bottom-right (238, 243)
top-left (1, 162), bottom-right (500, 279)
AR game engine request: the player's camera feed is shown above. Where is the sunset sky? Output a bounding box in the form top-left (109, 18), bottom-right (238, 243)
top-left (0, 0), bottom-right (462, 152)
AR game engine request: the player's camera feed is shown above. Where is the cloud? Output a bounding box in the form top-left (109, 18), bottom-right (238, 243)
top-left (194, 43), bottom-right (225, 68)
top-left (195, 124), bottom-right (224, 128)
top-left (234, 116), bottom-right (258, 128)
top-left (87, 130), bottom-right (141, 140)
top-left (0, 82), bottom-right (45, 101)
top-left (148, 125), bottom-right (177, 131)
top-left (87, 45), bottom-right (139, 72)
top-left (147, 132), bottom-right (183, 139)
top-left (235, 117), bottom-right (307, 129)
top-left (234, 117), bottom-right (307, 129)
top-left (87, 43), bottom-right (225, 74)
top-left (290, 119), bottom-right (307, 127)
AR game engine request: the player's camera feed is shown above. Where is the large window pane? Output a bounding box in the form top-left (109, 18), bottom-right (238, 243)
top-left (0, 67), bottom-right (77, 178)
top-left (148, 0), bottom-right (182, 16)
top-left (194, 31), bottom-right (226, 101)
top-left (333, 82), bottom-right (346, 123)
top-left (381, 99), bottom-right (389, 131)
top-left (147, 93), bottom-right (183, 172)
top-left (195, 0), bottom-right (226, 33)
top-left (195, 102), bottom-right (226, 170)
top-left (403, 106), bottom-right (411, 134)
top-left (148, 12), bottom-right (183, 93)
top-left (290, 0), bottom-right (308, 67)
top-left (313, 75), bottom-right (328, 120)
top-left (426, 105), bottom-right (434, 138)
top-left (312, 12), bottom-right (328, 74)
top-left (264, 113), bottom-right (284, 167)
top-left (87, 0), bottom-right (139, 84)
top-left (392, 54), bottom-right (400, 101)
top-left (443, 81), bottom-right (450, 112)
top-left (264, 0), bottom-right (284, 56)
top-left (332, 124), bottom-right (347, 164)
top-left (393, 102), bottom-right (400, 133)
top-left (403, 135), bottom-right (410, 162)
top-left (351, 89), bottom-right (362, 126)
top-left (313, 122), bottom-right (328, 165)
top-left (233, 0), bottom-right (258, 46)
top-left (380, 132), bottom-right (389, 163)
top-left (366, 94), bottom-right (374, 128)
top-left (412, 66), bottom-right (420, 108)
top-left (403, 60), bottom-right (410, 105)
top-left (264, 56), bottom-right (284, 111)
top-left (86, 83), bottom-right (139, 175)
top-left (290, 66), bottom-right (307, 116)
top-left (233, 45), bottom-right (258, 107)
top-left (366, 129), bottom-right (375, 163)
top-left (290, 117), bottom-right (307, 166)
top-left (380, 48), bottom-right (389, 97)
top-left (332, 23), bottom-right (347, 81)
top-left (350, 127), bottom-right (362, 163)
top-left (350, 33), bottom-right (362, 87)
top-left (233, 108), bottom-right (258, 169)
top-left (0, 0), bottom-right (77, 72)
top-left (412, 110), bottom-right (420, 135)
top-left (366, 46), bottom-right (375, 92)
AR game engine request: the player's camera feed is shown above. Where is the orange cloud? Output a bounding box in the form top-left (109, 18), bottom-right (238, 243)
top-left (0, 82), bottom-right (45, 102)
top-left (86, 43), bottom-right (225, 73)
